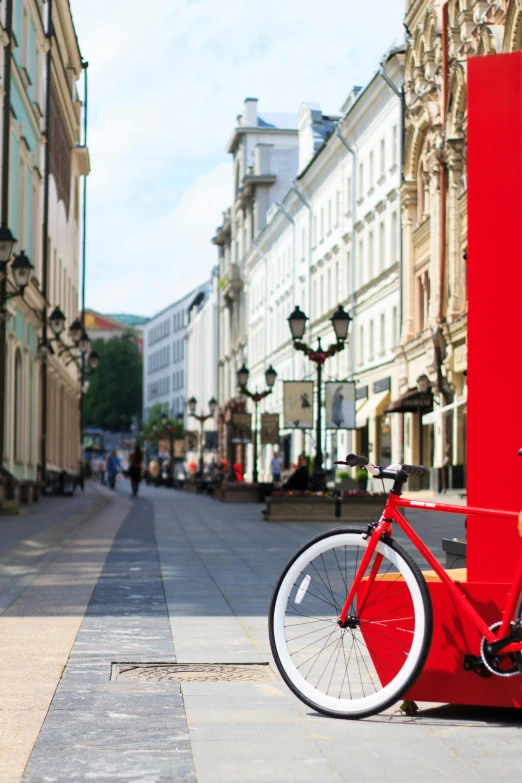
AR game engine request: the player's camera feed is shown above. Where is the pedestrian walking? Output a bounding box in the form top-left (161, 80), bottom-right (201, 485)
top-left (107, 450), bottom-right (121, 490)
top-left (128, 445), bottom-right (143, 497)
top-left (271, 450), bottom-right (283, 484)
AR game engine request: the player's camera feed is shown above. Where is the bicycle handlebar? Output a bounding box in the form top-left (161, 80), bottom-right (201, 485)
top-left (334, 454), bottom-right (426, 479)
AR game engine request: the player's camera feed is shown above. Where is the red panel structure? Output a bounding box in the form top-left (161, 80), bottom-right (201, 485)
top-left (466, 52), bottom-right (522, 583)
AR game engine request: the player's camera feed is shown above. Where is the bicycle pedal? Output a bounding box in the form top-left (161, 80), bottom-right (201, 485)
top-left (463, 654), bottom-right (491, 677)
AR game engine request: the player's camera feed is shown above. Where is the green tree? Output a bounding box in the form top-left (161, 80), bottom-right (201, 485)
top-left (84, 332), bottom-right (142, 431)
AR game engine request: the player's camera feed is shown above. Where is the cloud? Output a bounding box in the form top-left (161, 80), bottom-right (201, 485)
top-left (72, 0), bottom-right (406, 316)
top-left (87, 162), bottom-right (232, 316)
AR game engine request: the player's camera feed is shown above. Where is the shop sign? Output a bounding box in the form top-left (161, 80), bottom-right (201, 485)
top-left (260, 413), bottom-right (280, 444)
top-left (283, 381), bottom-right (314, 429)
top-left (232, 413), bottom-right (252, 443)
top-left (325, 381), bottom-right (356, 429)
top-left (185, 431), bottom-right (198, 450)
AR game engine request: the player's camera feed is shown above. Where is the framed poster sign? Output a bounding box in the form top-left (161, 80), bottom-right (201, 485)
top-left (185, 431), bottom-right (198, 451)
top-left (232, 413), bottom-right (252, 443)
top-left (283, 381), bottom-right (314, 429)
top-left (325, 381), bottom-right (356, 429)
top-left (174, 439), bottom-right (185, 459)
top-left (260, 413), bottom-right (279, 444)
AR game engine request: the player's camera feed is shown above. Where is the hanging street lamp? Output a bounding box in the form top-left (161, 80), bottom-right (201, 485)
top-left (237, 364), bottom-right (278, 483)
top-left (188, 397), bottom-right (217, 475)
top-left (288, 303), bottom-right (352, 491)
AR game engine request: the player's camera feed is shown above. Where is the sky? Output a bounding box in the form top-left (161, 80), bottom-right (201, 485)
top-left (71, 0), bottom-right (406, 318)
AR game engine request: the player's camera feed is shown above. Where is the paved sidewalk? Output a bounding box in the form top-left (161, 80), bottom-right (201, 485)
top-left (2, 481), bottom-right (521, 782)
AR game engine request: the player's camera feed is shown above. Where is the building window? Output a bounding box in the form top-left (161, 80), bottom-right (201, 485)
top-left (392, 305), bottom-right (398, 347)
top-left (327, 268), bottom-right (331, 309)
top-left (301, 227), bottom-right (306, 260)
top-left (392, 125), bottom-right (398, 166)
top-left (358, 164), bottom-right (364, 198)
top-left (14, 350), bottom-right (23, 462)
top-left (358, 239), bottom-right (364, 288)
top-left (368, 230), bottom-right (374, 279)
top-left (346, 177), bottom-right (352, 211)
top-left (335, 191), bottom-right (340, 226)
top-left (380, 313), bottom-right (386, 356)
top-left (379, 221), bottom-right (385, 272)
top-left (359, 325), bottom-right (364, 366)
top-left (369, 151), bottom-right (374, 189)
top-left (380, 138), bottom-right (386, 178)
top-left (327, 200), bottom-right (332, 233)
top-left (335, 261), bottom-right (340, 299)
top-left (369, 319), bottom-right (374, 361)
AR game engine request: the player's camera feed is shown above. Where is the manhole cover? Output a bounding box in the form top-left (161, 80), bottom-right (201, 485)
top-left (111, 662), bottom-right (276, 683)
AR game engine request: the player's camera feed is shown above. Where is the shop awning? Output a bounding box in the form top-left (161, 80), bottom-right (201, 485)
top-left (356, 390), bottom-right (390, 428)
top-left (422, 396), bottom-right (467, 425)
top-left (385, 388), bottom-right (433, 414)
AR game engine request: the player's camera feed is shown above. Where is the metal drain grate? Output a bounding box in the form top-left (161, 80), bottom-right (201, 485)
top-left (111, 662), bottom-right (276, 683)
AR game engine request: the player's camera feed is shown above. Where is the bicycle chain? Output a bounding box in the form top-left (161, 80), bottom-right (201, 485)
top-left (480, 622), bottom-right (519, 677)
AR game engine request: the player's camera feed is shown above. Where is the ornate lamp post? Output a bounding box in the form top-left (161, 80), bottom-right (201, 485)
top-left (160, 411), bottom-right (184, 460)
top-left (188, 396), bottom-right (217, 475)
top-left (0, 245), bottom-right (31, 468)
top-left (288, 304), bottom-right (352, 491)
top-left (237, 364), bottom-right (277, 483)
top-left (46, 307), bottom-right (98, 490)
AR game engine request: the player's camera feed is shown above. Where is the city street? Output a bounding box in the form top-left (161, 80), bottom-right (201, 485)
top-left (1, 482), bottom-right (521, 782)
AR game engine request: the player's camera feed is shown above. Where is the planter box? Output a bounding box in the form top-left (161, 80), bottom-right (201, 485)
top-left (214, 484), bottom-right (262, 503)
top-left (183, 482), bottom-right (198, 493)
top-left (265, 495), bottom-right (385, 522)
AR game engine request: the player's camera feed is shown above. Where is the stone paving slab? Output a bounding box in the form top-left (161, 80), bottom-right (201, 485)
top-left (22, 495), bottom-right (197, 783)
top-left (0, 490), bottom-right (128, 783)
top-left (152, 486), bottom-right (521, 783)
top-left (7, 481), bottom-right (522, 782)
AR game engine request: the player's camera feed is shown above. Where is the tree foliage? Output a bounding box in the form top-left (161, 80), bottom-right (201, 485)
top-left (83, 332), bottom-right (142, 431)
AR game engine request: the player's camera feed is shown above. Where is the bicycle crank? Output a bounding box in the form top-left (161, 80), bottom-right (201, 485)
top-left (480, 622), bottom-right (520, 677)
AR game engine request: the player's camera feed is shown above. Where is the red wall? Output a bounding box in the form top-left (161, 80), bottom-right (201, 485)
top-left (467, 52), bottom-right (522, 581)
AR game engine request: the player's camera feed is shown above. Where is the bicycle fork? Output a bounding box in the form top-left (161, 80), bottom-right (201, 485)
top-left (337, 518), bottom-right (390, 628)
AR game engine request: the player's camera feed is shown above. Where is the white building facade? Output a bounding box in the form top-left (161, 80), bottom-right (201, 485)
top-left (184, 269), bottom-right (219, 466)
top-left (237, 48), bottom-right (405, 482)
top-left (213, 98), bottom-right (304, 468)
top-left (142, 283), bottom-right (208, 422)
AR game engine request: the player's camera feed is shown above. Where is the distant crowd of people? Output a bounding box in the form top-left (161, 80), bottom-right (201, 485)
top-left (88, 446), bottom-right (311, 497)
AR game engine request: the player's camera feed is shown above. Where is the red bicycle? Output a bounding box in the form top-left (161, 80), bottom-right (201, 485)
top-left (269, 455), bottom-right (522, 719)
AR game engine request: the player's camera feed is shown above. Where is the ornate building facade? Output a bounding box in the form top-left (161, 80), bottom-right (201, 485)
top-left (396, 0), bottom-right (521, 490)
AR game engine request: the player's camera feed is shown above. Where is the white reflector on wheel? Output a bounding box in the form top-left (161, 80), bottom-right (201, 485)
top-left (295, 575), bottom-right (311, 604)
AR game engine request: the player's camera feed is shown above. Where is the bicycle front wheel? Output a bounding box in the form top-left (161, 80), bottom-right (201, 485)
top-left (269, 526), bottom-right (432, 719)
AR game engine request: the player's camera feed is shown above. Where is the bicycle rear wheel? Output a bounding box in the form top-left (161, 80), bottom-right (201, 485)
top-left (269, 526), bottom-right (432, 719)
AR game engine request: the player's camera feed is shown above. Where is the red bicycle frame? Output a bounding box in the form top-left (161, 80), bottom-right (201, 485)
top-left (339, 494), bottom-right (522, 654)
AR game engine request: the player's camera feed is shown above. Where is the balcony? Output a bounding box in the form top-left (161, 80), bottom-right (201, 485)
top-left (219, 263), bottom-right (243, 302)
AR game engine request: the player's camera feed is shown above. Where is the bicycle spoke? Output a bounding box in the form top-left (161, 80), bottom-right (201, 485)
top-left (273, 530), bottom-right (429, 719)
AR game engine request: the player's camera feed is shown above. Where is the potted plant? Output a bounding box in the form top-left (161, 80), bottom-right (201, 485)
top-left (355, 468), bottom-right (368, 493)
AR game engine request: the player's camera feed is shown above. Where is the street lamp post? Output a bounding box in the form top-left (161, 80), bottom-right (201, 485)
top-left (237, 364), bottom-right (277, 483)
top-left (288, 305), bottom-right (352, 491)
top-left (160, 412), bottom-right (184, 460)
top-left (46, 307), bottom-right (98, 490)
top-left (188, 397), bottom-right (217, 475)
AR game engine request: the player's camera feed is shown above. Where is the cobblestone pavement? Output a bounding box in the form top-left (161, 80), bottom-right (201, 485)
top-left (2, 481), bottom-right (522, 782)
